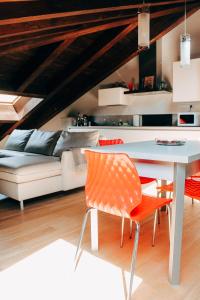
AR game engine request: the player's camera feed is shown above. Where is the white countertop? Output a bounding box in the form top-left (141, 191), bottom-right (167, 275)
top-left (69, 126), bottom-right (200, 131)
top-left (89, 140), bottom-right (200, 163)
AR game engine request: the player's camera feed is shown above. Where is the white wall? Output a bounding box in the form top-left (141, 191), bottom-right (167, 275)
top-left (42, 9), bottom-right (200, 131)
top-left (160, 9), bottom-right (200, 87)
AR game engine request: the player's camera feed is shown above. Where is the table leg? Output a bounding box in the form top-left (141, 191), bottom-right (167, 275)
top-left (90, 208), bottom-right (98, 251)
top-left (169, 163), bottom-right (186, 285)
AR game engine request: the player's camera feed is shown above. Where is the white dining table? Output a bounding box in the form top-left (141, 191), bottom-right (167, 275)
top-left (88, 140), bottom-right (200, 285)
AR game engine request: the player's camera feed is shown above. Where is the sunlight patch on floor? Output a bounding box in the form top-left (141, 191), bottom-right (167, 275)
top-left (0, 239), bottom-right (142, 300)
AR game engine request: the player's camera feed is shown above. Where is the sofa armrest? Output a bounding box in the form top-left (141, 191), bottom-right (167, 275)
top-left (61, 149), bottom-right (87, 190)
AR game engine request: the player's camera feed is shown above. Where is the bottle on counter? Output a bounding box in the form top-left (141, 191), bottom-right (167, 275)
top-left (118, 119), bottom-right (123, 126)
top-left (77, 113), bottom-right (82, 126)
top-left (83, 114), bottom-right (88, 126)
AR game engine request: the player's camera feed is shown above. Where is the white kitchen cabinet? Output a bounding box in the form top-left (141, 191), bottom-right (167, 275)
top-left (173, 58), bottom-right (200, 102)
top-left (98, 87), bottom-right (128, 106)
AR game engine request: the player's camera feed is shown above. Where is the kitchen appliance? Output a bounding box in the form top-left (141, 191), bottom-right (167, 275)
top-left (177, 112), bottom-right (200, 126)
top-left (141, 114), bottom-right (175, 126)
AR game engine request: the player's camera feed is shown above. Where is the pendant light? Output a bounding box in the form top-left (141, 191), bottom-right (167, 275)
top-left (138, 1), bottom-right (150, 49)
top-left (180, 0), bottom-right (191, 67)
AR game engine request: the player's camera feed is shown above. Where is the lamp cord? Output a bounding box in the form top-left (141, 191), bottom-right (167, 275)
top-left (184, 0), bottom-right (187, 35)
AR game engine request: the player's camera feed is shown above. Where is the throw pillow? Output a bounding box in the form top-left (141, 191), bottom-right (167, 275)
top-left (4, 129), bottom-right (34, 152)
top-left (24, 130), bottom-right (61, 156)
top-left (53, 130), bottom-right (99, 157)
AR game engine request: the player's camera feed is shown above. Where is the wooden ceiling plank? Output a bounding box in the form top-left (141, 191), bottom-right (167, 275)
top-left (0, 0), bottom-right (196, 26)
top-left (0, 5), bottom-right (193, 54)
top-left (18, 38), bottom-right (76, 92)
top-left (0, 12), bottom-right (137, 39)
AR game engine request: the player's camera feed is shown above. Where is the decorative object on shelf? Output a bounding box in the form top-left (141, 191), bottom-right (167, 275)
top-left (157, 79), bottom-right (168, 91)
top-left (180, 0), bottom-right (191, 67)
top-left (138, 1), bottom-right (150, 49)
top-left (143, 75), bottom-right (155, 90)
top-left (128, 78), bottom-right (135, 91)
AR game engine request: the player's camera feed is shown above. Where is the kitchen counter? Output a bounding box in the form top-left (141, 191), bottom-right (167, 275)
top-left (69, 126), bottom-right (200, 144)
top-left (69, 126), bottom-right (200, 131)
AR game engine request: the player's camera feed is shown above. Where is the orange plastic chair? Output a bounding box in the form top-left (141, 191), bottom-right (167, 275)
top-left (75, 150), bottom-right (171, 300)
top-left (99, 138), bottom-right (158, 243)
top-left (157, 178), bottom-right (200, 204)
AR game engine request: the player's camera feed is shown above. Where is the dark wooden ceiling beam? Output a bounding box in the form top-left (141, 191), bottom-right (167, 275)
top-left (0, 12), bottom-right (137, 39)
top-left (18, 38), bottom-right (76, 93)
top-left (0, 0), bottom-right (196, 26)
top-left (0, 5), bottom-right (191, 55)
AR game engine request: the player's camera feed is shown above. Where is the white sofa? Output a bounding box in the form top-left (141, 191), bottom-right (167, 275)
top-left (0, 148), bottom-right (87, 210)
top-left (0, 130), bottom-right (97, 210)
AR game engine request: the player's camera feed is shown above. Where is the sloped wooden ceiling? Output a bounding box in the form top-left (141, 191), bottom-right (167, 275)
top-left (0, 0), bottom-right (199, 137)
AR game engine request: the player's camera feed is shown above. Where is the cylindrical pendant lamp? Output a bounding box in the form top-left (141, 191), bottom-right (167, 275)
top-left (180, 0), bottom-right (191, 67)
top-left (180, 33), bottom-right (191, 66)
top-left (138, 7), bottom-right (150, 49)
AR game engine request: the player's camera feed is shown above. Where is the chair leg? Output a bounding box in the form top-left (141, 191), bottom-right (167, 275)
top-left (157, 190), bottom-right (161, 198)
top-left (157, 209), bottom-right (160, 225)
top-left (129, 220), bottom-right (133, 239)
top-left (192, 198), bottom-right (194, 205)
top-left (120, 217), bottom-right (125, 248)
top-left (75, 208), bottom-right (93, 261)
top-left (166, 204), bottom-right (171, 243)
top-left (128, 222), bottom-right (140, 300)
top-left (152, 209), bottom-right (158, 247)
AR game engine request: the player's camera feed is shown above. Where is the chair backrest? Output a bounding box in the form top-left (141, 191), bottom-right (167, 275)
top-left (85, 150), bottom-right (142, 217)
top-left (99, 138), bottom-right (124, 146)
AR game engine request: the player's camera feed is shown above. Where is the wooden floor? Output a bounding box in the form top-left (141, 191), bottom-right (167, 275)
top-left (0, 189), bottom-right (200, 300)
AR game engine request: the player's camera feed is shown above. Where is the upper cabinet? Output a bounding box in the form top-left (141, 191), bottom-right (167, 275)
top-left (173, 58), bottom-right (200, 102)
top-left (98, 87), bottom-right (128, 106)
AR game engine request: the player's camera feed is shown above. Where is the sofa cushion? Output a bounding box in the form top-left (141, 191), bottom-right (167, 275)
top-left (0, 149), bottom-right (43, 158)
top-left (24, 130), bottom-right (61, 156)
top-left (0, 156), bottom-right (61, 183)
top-left (4, 129), bottom-right (34, 152)
top-left (53, 130), bottom-right (99, 157)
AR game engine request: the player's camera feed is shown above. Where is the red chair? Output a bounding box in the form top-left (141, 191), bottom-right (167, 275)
top-left (157, 178), bottom-right (200, 204)
top-left (99, 138), bottom-right (157, 185)
top-left (99, 138), bottom-right (158, 245)
top-left (99, 138), bottom-right (124, 146)
top-left (75, 151), bottom-right (171, 300)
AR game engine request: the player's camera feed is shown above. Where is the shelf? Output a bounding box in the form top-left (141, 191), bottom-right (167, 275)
top-left (124, 90), bottom-right (172, 95)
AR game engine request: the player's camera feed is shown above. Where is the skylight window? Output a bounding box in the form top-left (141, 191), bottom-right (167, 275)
top-left (0, 94), bottom-right (18, 104)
